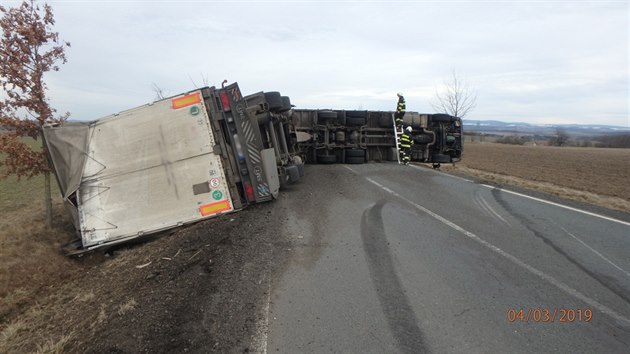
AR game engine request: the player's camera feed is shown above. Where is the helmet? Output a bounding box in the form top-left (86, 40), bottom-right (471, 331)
top-left (405, 126), bottom-right (412, 133)
top-left (397, 92), bottom-right (403, 97)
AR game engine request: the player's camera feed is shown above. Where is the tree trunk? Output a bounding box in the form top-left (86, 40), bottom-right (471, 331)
top-left (45, 167), bottom-right (53, 228)
top-left (42, 135), bottom-right (53, 228)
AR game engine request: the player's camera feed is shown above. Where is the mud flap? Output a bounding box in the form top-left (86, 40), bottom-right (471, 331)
top-left (261, 148), bottom-right (280, 199)
top-left (285, 165), bottom-right (300, 183)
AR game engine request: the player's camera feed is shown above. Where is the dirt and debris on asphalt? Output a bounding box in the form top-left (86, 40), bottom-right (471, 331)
top-left (0, 194), bottom-right (298, 353)
top-left (2, 163), bottom-right (340, 354)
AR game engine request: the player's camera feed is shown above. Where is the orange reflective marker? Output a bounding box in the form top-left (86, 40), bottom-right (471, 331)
top-left (172, 92), bottom-right (201, 109)
top-left (199, 200), bottom-right (231, 216)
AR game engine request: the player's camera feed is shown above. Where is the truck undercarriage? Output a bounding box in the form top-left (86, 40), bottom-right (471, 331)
top-left (288, 109), bottom-right (463, 167)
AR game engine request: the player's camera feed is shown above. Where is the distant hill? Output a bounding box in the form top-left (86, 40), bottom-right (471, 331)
top-left (463, 120), bottom-right (630, 137)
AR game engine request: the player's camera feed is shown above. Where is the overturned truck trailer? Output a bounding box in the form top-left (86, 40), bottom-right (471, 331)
top-left (43, 82), bottom-right (462, 253)
top-left (43, 83), bottom-right (303, 253)
top-left (289, 110), bottom-right (463, 166)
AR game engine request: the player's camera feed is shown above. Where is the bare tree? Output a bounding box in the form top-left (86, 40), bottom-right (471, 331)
top-left (152, 83), bottom-right (167, 100)
top-left (549, 128), bottom-right (569, 147)
top-left (188, 72), bottom-right (210, 88)
top-left (431, 70), bottom-right (477, 118)
top-left (0, 0), bottom-right (70, 227)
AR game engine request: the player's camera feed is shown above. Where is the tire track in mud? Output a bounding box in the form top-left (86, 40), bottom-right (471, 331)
top-left (361, 199), bottom-right (428, 354)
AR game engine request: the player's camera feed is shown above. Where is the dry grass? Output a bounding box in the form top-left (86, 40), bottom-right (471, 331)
top-left (1, 142), bottom-right (81, 353)
top-left (0, 203), bottom-right (76, 315)
top-left (35, 334), bottom-right (73, 354)
top-left (117, 298), bottom-right (138, 316)
top-left (441, 143), bottom-right (630, 213)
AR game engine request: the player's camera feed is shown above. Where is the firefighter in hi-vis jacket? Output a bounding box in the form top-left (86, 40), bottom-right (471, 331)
top-left (399, 126), bottom-right (413, 165)
top-left (395, 92), bottom-right (406, 129)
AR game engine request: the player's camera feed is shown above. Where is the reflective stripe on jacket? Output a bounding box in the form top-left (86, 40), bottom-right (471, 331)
top-left (396, 96), bottom-right (406, 114)
top-left (399, 133), bottom-right (413, 148)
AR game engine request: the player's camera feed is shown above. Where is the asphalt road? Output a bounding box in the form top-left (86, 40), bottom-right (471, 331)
top-left (260, 163), bottom-right (630, 354)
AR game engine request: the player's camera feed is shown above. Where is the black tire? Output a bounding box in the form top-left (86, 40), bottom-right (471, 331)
top-left (337, 112), bottom-right (346, 126)
top-left (264, 92), bottom-right (283, 111)
top-left (278, 96), bottom-right (292, 112)
top-left (413, 134), bottom-right (434, 144)
top-left (318, 110), bottom-right (338, 124)
top-left (317, 154), bottom-right (337, 164)
top-left (379, 114), bottom-right (394, 127)
top-left (346, 110), bottom-right (367, 118)
top-left (346, 117), bottom-right (366, 127)
top-left (431, 153), bottom-right (451, 163)
top-left (336, 148), bottom-right (345, 164)
top-left (387, 147), bottom-right (398, 161)
top-left (345, 156), bottom-right (365, 164)
top-left (345, 148), bottom-right (365, 158)
top-left (431, 113), bottom-right (455, 122)
top-left (318, 110), bottom-right (338, 119)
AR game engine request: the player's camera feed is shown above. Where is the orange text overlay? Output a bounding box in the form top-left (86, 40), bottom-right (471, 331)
top-left (507, 308), bottom-right (592, 323)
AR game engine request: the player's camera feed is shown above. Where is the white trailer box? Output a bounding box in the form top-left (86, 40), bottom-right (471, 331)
top-left (44, 90), bottom-right (235, 249)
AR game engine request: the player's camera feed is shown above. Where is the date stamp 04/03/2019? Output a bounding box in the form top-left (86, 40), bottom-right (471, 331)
top-left (507, 308), bottom-right (593, 323)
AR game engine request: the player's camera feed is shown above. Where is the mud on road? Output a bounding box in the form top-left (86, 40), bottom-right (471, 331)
top-left (1, 198), bottom-right (295, 353)
top-left (1, 165), bottom-right (342, 354)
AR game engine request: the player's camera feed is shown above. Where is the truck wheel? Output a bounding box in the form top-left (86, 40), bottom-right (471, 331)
top-left (316, 154), bottom-right (337, 164)
top-left (413, 134), bottom-right (434, 144)
top-left (345, 156), bottom-right (365, 164)
top-left (345, 148), bottom-right (365, 158)
top-left (387, 147), bottom-right (398, 161)
top-left (264, 92), bottom-right (283, 111)
top-left (278, 96), bottom-right (292, 112)
top-left (430, 113), bottom-right (455, 122)
top-left (431, 153), bottom-right (451, 163)
top-left (337, 111), bottom-right (346, 126)
top-left (379, 114), bottom-right (393, 127)
top-left (335, 148), bottom-right (345, 164)
top-left (346, 117), bottom-right (366, 127)
top-left (318, 111), bottom-right (337, 124)
top-left (318, 110), bottom-right (338, 121)
top-left (346, 110), bottom-right (367, 118)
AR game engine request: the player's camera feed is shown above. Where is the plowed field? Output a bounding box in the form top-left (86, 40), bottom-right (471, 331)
top-left (443, 143), bottom-right (630, 212)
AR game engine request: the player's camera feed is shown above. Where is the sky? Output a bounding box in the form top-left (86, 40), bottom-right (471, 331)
top-left (3, 0), bottom-right (628, 126)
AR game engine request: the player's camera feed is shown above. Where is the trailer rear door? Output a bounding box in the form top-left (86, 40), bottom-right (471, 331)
top-left (78, 90), bottom-right (234, 247)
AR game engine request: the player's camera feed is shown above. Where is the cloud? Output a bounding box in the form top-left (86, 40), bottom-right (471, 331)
top-left (28, 1), bottom-right (628, 126)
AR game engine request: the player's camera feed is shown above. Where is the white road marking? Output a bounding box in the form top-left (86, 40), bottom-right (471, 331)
top-left (559, 226), bottom-right (630, 279)
top-left (479, 184), bottom-right (630, 227)
top-left (410, 164), bottom-right (473, 183)
top-left (409, 163), bottom-right (630, 227)
top-left (352, 171), bottom-right (630, 325)
top-left (348, 164), bottom-right (630, 227)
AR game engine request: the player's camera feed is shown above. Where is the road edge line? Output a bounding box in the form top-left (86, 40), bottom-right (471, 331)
top-left (478, 184), bottom-right (630, 227)
top-left (361, 174), bottom-right (630, 326)
top-left (410, 164), bottom-right (630, 227)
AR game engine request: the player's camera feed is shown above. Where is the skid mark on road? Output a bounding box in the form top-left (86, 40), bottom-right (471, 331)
top-left (474, 190), bottom-right (510, 226)
top-left (491, 188), bottom-right (630, 305)
top-left (356, 173), bottom-right (630, 327)
top-left (361, 200), bottom-right (428, 354)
